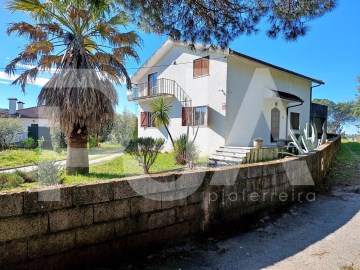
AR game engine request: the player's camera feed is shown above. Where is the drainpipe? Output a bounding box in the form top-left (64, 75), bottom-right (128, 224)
top-left (309, 82), bottom-right (323, 123)
top-left (286, 101), bottom-right (303, 140)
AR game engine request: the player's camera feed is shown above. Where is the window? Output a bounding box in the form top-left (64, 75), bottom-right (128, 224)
top-left (182, 106), bottom-right (208, 126)
top-left (290, 112), bottom-right (300, 130)
top-left (271, 107), bottom-right (280, 142)
top-left (193, 106), bottom-right (208, 126)
top-left (140, 112), bottom-right (155, 127)
top-left (193, 56), bottom-right (209, 78)
top-left (147, 72), bottom-right (158, 96)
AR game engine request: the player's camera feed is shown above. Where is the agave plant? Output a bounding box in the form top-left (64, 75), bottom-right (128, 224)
top-left (5, 0), bottom-right (141, 174)
top-left (288, 123), bottom-right (327, 154)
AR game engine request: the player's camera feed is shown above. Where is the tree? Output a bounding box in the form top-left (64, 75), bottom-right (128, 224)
top-left (6, 0), bottom-right (140, 174)
top-left (121, 0), bottom-right (336, 47)
top-left (125, 137), bottom-right (165, 174)
top-left (109, 110), bottom-right (138, 146)
top-left (151, 97), bottom-right (174, 146)
top-left (354, 76), bottom-right (360, 119)
top-left (313, 98), bottom-right (357, 134)
top-left (0, 116), bottom-right (23, 150)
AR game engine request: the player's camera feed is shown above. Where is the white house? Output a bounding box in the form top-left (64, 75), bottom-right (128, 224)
top-left (128, 40), bottom-right (325, 160)
top-left (0, 98), bottom-right (51, 143)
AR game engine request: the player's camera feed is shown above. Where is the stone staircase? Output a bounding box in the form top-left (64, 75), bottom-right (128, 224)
top-left (208, 146), bottom-right (252, 166)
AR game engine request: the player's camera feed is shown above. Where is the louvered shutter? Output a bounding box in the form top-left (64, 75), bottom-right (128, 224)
top-left (140, 112), bottom-right (148, 127)
top-left (202, 57), bottom-right (209, 75)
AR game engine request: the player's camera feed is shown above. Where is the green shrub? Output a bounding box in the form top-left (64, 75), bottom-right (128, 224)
top-left (0, 173), bottom-right (25, 190)
top-left (173, 134), bottom-right (199, 165)
top-left (51, 126), bottom-right (67, 153)
top-left (14, 170), bottom-right (35, 183)
top-left (33, 160), bottom-right (63, 186)
top-left (125, 137), bottom-right (165, 174)
top-left (23, 137), bottom-right (36, 149)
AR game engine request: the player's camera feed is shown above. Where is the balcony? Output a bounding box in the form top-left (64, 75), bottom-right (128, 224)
top-left (127, 78), bottom-right (191, 106)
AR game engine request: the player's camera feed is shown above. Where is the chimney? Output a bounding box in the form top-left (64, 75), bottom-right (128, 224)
top-left (8, 98), bottom-right (17, 114)
top-left (17, 101), bottom-right (24, 110)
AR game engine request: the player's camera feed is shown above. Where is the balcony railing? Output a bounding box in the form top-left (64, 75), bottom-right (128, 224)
top-left (128, 78), bottom-right (191, 106)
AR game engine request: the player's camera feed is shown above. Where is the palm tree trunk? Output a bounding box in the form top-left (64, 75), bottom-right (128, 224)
top-left (164, 125), bottom-right (174, 146)
top-left (66, 129), bottom-right (89, 175)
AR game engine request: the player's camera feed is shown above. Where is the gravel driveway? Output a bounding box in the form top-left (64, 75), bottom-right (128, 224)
top-left (116, 187), bottom-right (360, 270)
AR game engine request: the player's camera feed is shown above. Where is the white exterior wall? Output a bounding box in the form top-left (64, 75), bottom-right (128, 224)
top-left (225, 56), bottom-right (311, 146)
top-left (12, 118), bottom-right (51, 142)
top-left (136, 44), bottom-right (228, 156)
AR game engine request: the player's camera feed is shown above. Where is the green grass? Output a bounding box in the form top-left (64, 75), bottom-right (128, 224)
top-left (323, 139), bottom-right (360, 186)
top-left (0, 151), bottom-right (208, 191)
top-left (0, 149), bottom-right (66, 170)
top-left (63, 153), bottom-right (185, 184)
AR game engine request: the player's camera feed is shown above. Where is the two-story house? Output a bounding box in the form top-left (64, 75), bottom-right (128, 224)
top-left (128, 40), bottom-right (326, 160)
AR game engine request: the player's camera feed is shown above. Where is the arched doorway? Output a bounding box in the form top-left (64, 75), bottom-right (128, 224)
top-left (271, 107), bottom-right (280, 142)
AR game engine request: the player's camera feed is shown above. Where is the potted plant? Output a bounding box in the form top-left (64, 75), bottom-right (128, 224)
top-left (253, 137), bottom-right (263, 149)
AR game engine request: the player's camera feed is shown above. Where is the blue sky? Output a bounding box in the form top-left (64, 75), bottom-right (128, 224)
top-left (0, 1), bottom-right (359, 133)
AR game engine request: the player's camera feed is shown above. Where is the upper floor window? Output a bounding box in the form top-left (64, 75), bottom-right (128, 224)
top-left (193, 56), bottom-right (209, 78)
top-left (290, 112), bottom-right (300, 130)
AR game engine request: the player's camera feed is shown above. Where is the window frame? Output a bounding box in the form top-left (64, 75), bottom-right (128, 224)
top-left (193, 106), bottom-right (208, 127)
top-left (290, 112), bottom-right (300, 131)
top-left (140, 111), bottom-right (156, 128)
top-left (193, 56), bottom-right (210, 78)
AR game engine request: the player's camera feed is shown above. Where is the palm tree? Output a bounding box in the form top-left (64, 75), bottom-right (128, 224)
top-left (5, 0), bottom-right (140, 174)
top-left (151, 97), bottom-right (174, 146)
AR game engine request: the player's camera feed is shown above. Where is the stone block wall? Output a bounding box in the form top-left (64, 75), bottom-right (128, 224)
top-left (0, 136), bottom-right (341, 269)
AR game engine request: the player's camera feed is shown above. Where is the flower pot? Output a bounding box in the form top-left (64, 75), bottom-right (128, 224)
top-left (253, 140), bottom-right (263, 149)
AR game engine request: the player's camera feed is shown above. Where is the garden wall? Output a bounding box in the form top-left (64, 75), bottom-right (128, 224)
top-left (0, 136), bottom-right (341, 270)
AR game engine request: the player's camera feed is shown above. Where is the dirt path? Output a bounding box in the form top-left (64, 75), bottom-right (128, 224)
top-left (110, 144), bottom-right (360, 270)
top-left (113, 189), bottom-right (360, 270)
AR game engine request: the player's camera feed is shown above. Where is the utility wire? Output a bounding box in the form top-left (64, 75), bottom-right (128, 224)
top-left (0, 56), bottom-right (227, 72)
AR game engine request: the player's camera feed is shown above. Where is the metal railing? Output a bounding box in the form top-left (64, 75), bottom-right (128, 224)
top-left (128, 78), bottom-right (192, 107)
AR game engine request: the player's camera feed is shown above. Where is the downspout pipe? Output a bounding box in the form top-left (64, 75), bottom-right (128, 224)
top-left (309, 82), bottom-right (324, 123)
top-left (286, 101), bottom-right (304, 140)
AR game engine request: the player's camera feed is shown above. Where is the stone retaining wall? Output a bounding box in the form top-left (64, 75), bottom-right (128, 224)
top-left (0, 136), bottom-right (341, 269)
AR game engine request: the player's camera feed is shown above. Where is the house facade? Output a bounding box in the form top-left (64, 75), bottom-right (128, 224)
top-left (128, 40), bottom-right (325, 156)
top-left (0, 98), bottom-right (51, 143)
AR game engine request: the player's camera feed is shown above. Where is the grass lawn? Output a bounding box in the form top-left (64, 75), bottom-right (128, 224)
top-left (322, 139), bottom-right (360, 187)
top-left (0, 142), bottom-right (122, 170)
top-left (63, 153), bottom-right (186, 184)
top-left (0, 150), bottom-right (67, 170)
top-left (0, 153), bottom-right (208, 191)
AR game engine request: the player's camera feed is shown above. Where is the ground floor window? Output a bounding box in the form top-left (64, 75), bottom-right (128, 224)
top-left (140, 112), bottom-right (155, 127)
top-left (182, 106), bottom-right (208, 126)
top-left (290, 112), bottom-right (300, 130)
top-left (194, 106), bottom-right (207, 126)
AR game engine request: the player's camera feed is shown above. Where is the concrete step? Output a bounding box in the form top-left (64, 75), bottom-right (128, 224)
top-left (219, 147), bottom-right (251, 154)
top-left (216, 150), bottom-right (248, 157)
top-left (209, 154), bottom-right (243, 163)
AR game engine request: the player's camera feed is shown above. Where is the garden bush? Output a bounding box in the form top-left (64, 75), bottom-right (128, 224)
top-left (125, 137), bottom-right (165, 174)
top-left (173, 134), bottom-right (199, 166)
top-left (0, 173), bottom-right (25, 190)
top-left (23, 137), bottom-right (36, 149)
top-left (33, 160), bottom-right (64, 186)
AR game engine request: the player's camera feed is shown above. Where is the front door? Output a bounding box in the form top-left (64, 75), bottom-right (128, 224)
top-left (271, 107), bottom-right (280, 142)
top-left (148, 73), bottom-right (158, 96)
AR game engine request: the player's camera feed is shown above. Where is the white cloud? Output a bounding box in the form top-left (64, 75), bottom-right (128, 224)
top-left (0, 80), bottom-right (10, 85)
top-left (0, 71), bottom-right (49, 87)
top-left (16, 63), bottom-right (57, 74)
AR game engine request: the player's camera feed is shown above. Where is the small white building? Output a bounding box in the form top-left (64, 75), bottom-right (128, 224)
top-left (0, 98), bottom-right (51, 143)
top-left (128, 40), bottom-right (325, 159)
